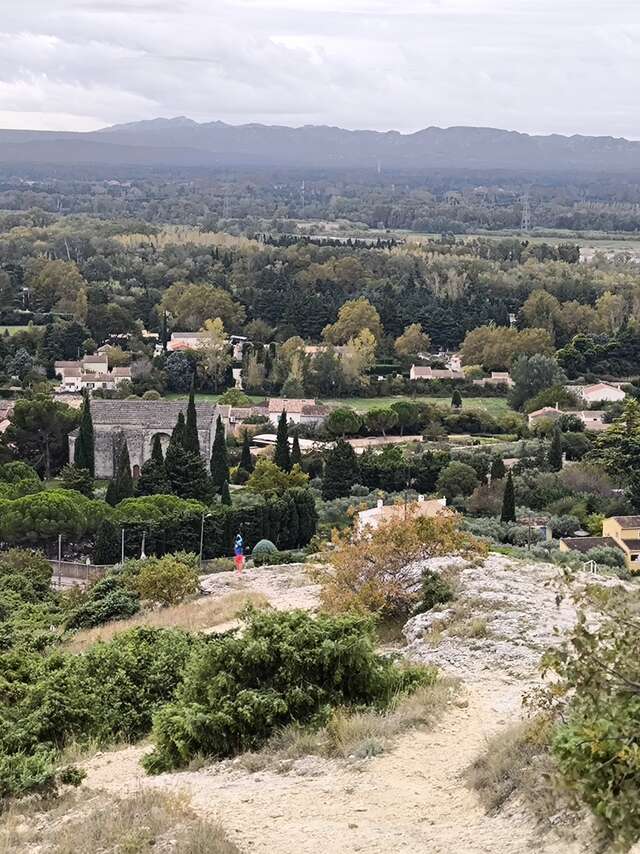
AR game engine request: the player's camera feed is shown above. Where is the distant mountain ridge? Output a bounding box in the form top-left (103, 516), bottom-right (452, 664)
top-left (1, 118), bottom-right (640, 172)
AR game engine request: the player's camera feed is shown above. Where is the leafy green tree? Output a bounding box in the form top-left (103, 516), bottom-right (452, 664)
top-left (509, 354), bottom-right (567, 411)
top-left (274, 410), bottom-right (291, 472)
top-left (394, 323), bottom-right (431, 364)
top-left (390, 401), bottom-right (423, 436)
top-left (240, 430), bottom-right (254, 473)
top-left (210, 415), bottom-right (229, 488)
top-left (451, 389), bottom-right (463, 409)
top-left (73, 391), bottom-right (94, 475)
top-left (436, 461), bottom-right (479, 501)
top-left (548, 425), bottom-right (564, 472)
top-left (60, 464), bottom-right (94, 498)
top-left (325, 407), bottom-right (362, 438)
top-left (500, 471), bottom-right (516, 522)
top-left (126, 555), bottom-right (199, 607)
top-left (365, 407), bottom-right (399, 437)
top-left (322, 438), bottom-right (360, 500)
top-left (184, 378), bottom-right (200, 455)
top-left (94, 518), bottom-right (122, 565)
top-left (3, 395), bottom-right (79, 478)
top-left (246, 459), bottom-right (308, 496)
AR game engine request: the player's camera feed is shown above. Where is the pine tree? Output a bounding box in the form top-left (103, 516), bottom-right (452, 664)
top-left (490, 457), bottom-right (506, 481)
top-left (548, 425), bottom-right (563, 472)
top-left (500, 471), bottom-right (516, 523)
top-left (291, 432), bottom-right (302, 468)
top-left (322, 438), bottom-right (360, 500)
top-left (220, 479), bottom-right (232, 505)
top-left (451, 389), bottom-right (463, 409)
top-left (74, 391), bottom-right (95, 474)
top-left (166, 444), bottom-right (212, 501)
top-left (240, 430), bottom-right (254, 473)
top-left (210, 415), bottom-right (230, 488)
top-left (94, 518), bottom-right (121, 564)
top-left (184, 377), bottom-right (200, 455)
top-left (275, 410), bottom-right (291, 472)
top-left (151, 433), bottom-right (164, 465)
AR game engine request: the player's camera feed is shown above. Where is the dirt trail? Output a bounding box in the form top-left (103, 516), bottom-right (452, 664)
top-left (83, 676), bottom-right (580, 854)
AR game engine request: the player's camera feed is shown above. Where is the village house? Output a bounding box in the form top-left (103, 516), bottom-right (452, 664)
top-left (54, 355), bottom-right (131, 393)
top-left (263, 397), bottom-right (330, 427)
top-left (560, 515), bottom-right (640, 570)
top-left (166, 331), bottom-right (248, 360)
top-left (355, 495), bottom-right (448, 533)
top-left (568, 382), bottom-right (626, 404)
top-left (473, 371), bottom-right (514, 388)
top-left (409, 365), bottom-right (465, 381)
top-left (527, 405), bottom-right (609, 432)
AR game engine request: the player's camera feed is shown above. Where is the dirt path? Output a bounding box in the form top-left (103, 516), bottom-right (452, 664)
top-left (83, 675), bottom-right (581, 854)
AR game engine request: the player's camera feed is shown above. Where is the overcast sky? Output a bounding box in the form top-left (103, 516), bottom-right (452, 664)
top-left (0, 0), bottom-right (638, 137)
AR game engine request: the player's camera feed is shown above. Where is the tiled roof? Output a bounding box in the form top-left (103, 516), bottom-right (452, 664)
top-left (268, 398), bottom-right (316, 413)
top-left (560, 536), bottom-right (619, 553)
top-left (612, 516), bottom-right (640, 528)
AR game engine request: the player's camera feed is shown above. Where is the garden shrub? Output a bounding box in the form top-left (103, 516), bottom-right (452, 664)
top-left (414, 570), bottom-right (454, 614)
top-left (251, 539), bottom-right (277, 559)
top-left (123, 555), bottom-right (200, 607)
top-left (143, 609), bottom-right (430, 773)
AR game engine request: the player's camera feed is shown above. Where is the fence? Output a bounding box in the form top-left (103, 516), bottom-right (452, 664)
top-left (48, 560), bottom-right (113, 589)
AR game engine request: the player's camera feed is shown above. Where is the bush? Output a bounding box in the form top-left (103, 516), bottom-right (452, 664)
top-left (125, 555), bottom-right (200, 607)
top-left (253, 549), bottom-right (301, 567)
top-left (414, 570), bottom-right (454, 614)
top-left (65, 576), bottom-right (140, 629)
top-left (142, 390), bottom-right (161, 400)
top-left (143, 609), bottom-right (430, 772)
top-left (252, 539), bottom-right (277, 559)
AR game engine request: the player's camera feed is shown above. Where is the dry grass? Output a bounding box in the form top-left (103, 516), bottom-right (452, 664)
top-left (0, 788), bottom-right (240, 854)
top-left (466, 718), bottom-right (559, 820)
top-left (65, 591), bottom-right (269, 653)
top-left (235, 677), bottom-right (458, 771)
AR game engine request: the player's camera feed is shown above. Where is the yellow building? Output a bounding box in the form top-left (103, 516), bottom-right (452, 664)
top-left (602, 516), bottom-right (640, 569)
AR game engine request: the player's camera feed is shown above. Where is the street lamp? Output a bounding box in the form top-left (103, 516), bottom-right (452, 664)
top-left (199, 512), bottom-right (213, 567)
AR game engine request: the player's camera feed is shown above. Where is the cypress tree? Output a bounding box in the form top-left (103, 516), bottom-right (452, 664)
top-left (490, 457), bottom-right (506, 481)
top-left (240, 430), bottom-right (254, 473)
top-left (322, 438), bottom-right (360, 500)
top-left (166, 445), bottom-right (212, 501)
top-left (548, 425), bottom-right (563, 472)
top-left (135, 458), bottom-right (171, 496)
top-left (184, 377), bottom-right (200, 455)
top-left (210, 415), bottom-right (230, 488)
top-left (220, 479), bottom-right (232, 506)
top-left (74, 391), bottom-right (95, 475)
top-left (500, 471), bottom-right (516, 523)
top-left (275, 410), bottom-right (291, 472)
top-left (94, 518), bottom-right (121, 564)
top-left (114, 438), bottom-right (134, 502)
top-left (170, 411), bottom-right (186, 449)
top-left (451, 389), bottom-right (463, 409)
top-left (105, 479), bottom-right (119, 507)
top-left (291, 432), bottom-right (302, 468)
top-left (151, 433), bottom-right (164, 465)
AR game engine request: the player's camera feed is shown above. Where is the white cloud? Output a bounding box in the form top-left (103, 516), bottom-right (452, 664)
top-left (0, 0), bottom-right (639, 137)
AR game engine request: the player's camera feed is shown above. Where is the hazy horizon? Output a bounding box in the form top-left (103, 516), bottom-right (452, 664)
top-left (2, 1), bottom-right (639, 139)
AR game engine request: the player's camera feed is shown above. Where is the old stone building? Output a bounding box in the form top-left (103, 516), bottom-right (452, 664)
top-left (69, 400), bottom-right (232, 479)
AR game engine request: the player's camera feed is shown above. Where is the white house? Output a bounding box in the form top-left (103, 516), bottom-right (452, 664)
top-left (167, 331), bottom-right (248, 360)
top-left (54, 356), bottom-right (131, 393)
top-left (527, 405), bottom-right (608, 432)
top-left (266, 398), bottom-right (329, 426)
top-left (569, 383), bottom-right (626, 404)
top-left (473, 371), bottom-right (514, 388)
top-left (356, 496), bottom-right (448, 534)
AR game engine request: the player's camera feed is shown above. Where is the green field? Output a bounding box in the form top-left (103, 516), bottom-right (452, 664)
top-left (1, 325), bottom-right (44, 336)
top-left (165, 391), bottom-right (512, 415)
top-left (319, 396), bottom-right (513, 415)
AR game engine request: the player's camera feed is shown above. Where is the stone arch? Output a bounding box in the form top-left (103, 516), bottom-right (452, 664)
top-left (144, 431), bottom-right (171, 464)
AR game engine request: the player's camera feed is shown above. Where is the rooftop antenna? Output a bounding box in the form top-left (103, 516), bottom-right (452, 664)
top-left (520, 189), bottom-right (532, 232)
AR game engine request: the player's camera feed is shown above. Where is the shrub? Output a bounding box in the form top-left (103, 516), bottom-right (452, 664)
top-left (126, 555), bottom-right (200, 607)
top-left (253, 549), bottom-right (299, 567)
top-left (142, 390), bottom-right (161, 400)
top-left (252, 539), bottom-right (277, 559)
top-left (65, 576), bottom-right (140, 630)
top-left (584, 546), bottom-right (626, 569)
top-left (143, 609), bottom-right (430, 773)
top-left (414, 570), bottom-right (454, 614)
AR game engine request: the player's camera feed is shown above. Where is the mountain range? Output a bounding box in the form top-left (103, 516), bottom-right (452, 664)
top-left (1, 117), bottom-right (640, 172)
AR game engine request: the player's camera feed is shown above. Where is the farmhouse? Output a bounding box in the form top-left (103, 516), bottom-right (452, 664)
top-left (409, 365), bottom-right (465, 381)
top-left (569, 382), bottom-right (626, 404)
top-left (54, 355), bottom-right (131, 393)
top-left (355, 495), bottom-right (448, 533)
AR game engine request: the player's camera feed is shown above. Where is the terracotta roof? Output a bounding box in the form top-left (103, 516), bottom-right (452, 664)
top-left (268, 398), bottom-right (316, 414)
top-left (54, 360), bottom-right (80, 368)
top-left (111, 367), bottom-right (131, 377)
top-left (622, 539), bottom-right (640, 551)
top-left (301, 404), bottom-right (330, 416)
top-left (561, 536), bottom-right (619, 554)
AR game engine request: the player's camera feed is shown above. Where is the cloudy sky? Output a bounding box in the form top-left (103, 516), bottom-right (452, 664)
top-left (0, 0), bottom-right (638, 137)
